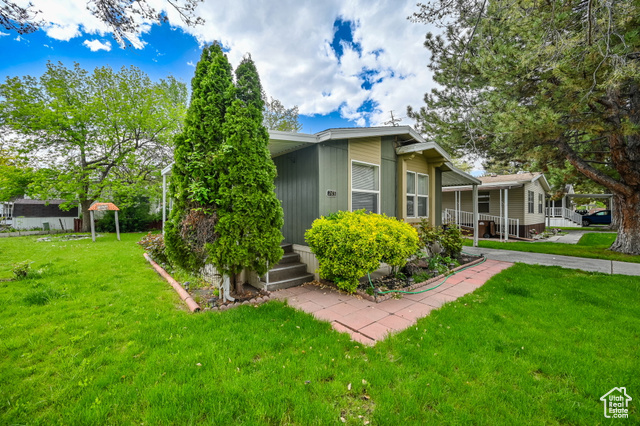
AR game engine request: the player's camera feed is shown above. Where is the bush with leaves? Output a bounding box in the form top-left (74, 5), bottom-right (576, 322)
top-left (418, 220), bottom-right (463, 259)
top-left (138, 233), bottom-right (170, 266)
top-left (12, 260), bottom-right (32, 280)
top-left (96, 197), bottom-right (158, 233)
top-left (305, 210), bottom-right (419, 293)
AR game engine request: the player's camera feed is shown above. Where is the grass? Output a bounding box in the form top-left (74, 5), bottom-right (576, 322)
top-left (464, 232), bottom-right (640, 263)
top-left (1, 233), bottom-right (638, 424)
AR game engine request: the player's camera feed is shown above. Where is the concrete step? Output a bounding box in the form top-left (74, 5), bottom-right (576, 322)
top-left (281, 243), bottom-right (294, 253)
top-left (255, 273), bottom-right (315, 291)
top-left (277, 252), bottom-right (300, 265)
top-left (267, 263), bottom-right (308, 282)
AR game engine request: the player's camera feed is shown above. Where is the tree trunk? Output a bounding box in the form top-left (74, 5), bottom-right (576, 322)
top-left (609, 192), bottom-right (640, 255)
top-left (80, 199), bottom-right (94, 233)
top-left (234, 271), bottom-right (245, 295)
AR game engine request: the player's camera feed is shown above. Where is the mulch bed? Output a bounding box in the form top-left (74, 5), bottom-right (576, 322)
top-left (357, 254), bottom-right (484, 303)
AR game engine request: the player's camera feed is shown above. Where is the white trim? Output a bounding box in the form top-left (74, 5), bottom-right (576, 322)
top-left (406, 171), bottom-right (429, 219)
top-left (350, 159), bottom-right (380, 214)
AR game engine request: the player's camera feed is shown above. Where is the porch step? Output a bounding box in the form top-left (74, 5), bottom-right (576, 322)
top-left (278, 252), bottom-right (300, 265)
top-left (256, 243), bottom-right (313, 291)
top-left (255, 274), bottom-right (315, 291)
top-left (267, 263), bottom-right (308, 282)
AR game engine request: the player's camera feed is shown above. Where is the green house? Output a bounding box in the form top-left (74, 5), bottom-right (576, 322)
top-left (264, 126), bottom-right (480, 288)
top-left (162, 126), bottom-right (480, 290)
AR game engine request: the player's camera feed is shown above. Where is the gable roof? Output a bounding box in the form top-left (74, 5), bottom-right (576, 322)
top-left (444, 172), bottom-right (550, 192)
top-left (269, 125), bottom-right (429, 158)
top-left (163, 126), bottom-right (480, 187)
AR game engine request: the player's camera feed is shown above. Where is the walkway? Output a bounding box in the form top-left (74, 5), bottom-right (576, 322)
top-left (463, 246), bottom-right (640, 276)
top-left (272, 259), bottom-right (513, 345)
top-left (539, 230), bottom-right (587, 244)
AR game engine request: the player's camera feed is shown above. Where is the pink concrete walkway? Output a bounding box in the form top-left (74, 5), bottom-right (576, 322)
top-left (272, 259), bottom-right (513, 345)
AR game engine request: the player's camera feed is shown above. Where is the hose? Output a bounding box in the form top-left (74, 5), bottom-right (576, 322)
top-left (368, 251), bottom-right (486, 296)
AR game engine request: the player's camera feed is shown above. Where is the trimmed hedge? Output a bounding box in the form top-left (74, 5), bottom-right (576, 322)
top-left (305, 210), bottom-right (419, 293)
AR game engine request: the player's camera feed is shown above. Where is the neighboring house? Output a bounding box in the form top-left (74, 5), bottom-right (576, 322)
top-left (161, 126), bottom-right (480, 290)
top-left (11, 199), bottom-right (78, 230)
top-left (546, 184), bottom-right (583, 227)
top-left (442, 172), bottom-right (551, 238)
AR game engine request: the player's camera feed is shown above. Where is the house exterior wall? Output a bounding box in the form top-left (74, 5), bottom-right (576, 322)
top-left (13, 216), bottom-right (75, 230)
top-left (443, 187), bottom-right (530, 223)
top-left (380, 136), bottom-right (397, 217)
top-left (318, 140), bottom-right (348, 217)
top-left (398, 154), bottom-right (436, 226)
top-left (348, 136), bottom-right (381, 214)
top-left (523, 180), bottom-right (547, 226)
top-left (273, 147), bottom-right (320, 246)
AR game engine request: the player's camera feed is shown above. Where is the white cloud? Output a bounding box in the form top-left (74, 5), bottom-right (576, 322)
top-left (0, 31), bottom-right (9, 36)
top-left (187, 61), bottom-right (195, 67)
top-left (45, 23), bottom-right (81, 41)
top-left (23, 0), bottom-right (438, 129)
top-left (83, 39), bottom-right (112, 52)
top-left (167, 0), bottom-right (437, 128)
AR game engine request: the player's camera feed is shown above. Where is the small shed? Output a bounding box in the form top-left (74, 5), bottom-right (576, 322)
top-left (12, 199), bottom-right (78, 230)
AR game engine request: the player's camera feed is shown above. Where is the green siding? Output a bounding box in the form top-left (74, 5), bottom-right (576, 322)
top-left (273, 147), bottom-right (319, 245)
top-left (381, 136), bottom-right (396, 160)
top-left (381, 159), bottom-right (396, 216)
top-left (318, 141), bottom-right (348, 216)
top-left (435, 168), bottom-right (442, 226)
top-left (381, 137), bottom-right (397, 217)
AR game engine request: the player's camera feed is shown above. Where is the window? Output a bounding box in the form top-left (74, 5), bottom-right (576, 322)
top-left (528, 191), bottom-right (534, 214)
top-left (538, 194), bottom-right (543, 214)
top-left (351, 162), bottom-right (379, 213)
top-left (478, 191), bottom-right (490, 213)
top-left (406, 172), bottom-right (429, 217)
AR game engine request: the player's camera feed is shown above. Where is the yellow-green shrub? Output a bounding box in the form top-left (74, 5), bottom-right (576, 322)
top-left (305, 210), bottom-right (419, 293)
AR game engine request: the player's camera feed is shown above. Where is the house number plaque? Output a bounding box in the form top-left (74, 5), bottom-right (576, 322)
top-left (326, 190), bottom-right (337, 197)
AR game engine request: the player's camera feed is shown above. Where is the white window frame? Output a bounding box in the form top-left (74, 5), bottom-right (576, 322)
top-left (478, 191), bottom-right (490, 213)
top-left (538, 193), bottom-right (543, 214)
top-left (406, 171), bottom-right (429, 218)
top-left (350, 160), bottom-right (380, 214)
top-left (528, 190), bottom-right (535, 214)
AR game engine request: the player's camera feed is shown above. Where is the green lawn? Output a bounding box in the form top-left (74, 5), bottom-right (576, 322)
top-left (464, 232), bottom-right (640, 263)
top-left (1, 233), bottom-right (638, 424)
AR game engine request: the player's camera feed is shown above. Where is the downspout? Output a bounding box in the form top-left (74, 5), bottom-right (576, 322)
top-left (472, 184), bottom-right (479, 247)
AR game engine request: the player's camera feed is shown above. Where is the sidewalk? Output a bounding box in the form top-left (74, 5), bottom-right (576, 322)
top-left (462, 246), bottom-right (640, 276)
top-left (272, 259), bottom-right (513, 345)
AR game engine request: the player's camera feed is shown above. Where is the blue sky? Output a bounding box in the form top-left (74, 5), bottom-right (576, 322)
top-left (0, 0), bottom-right (436, 134)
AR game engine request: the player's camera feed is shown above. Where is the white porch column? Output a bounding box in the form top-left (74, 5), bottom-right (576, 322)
top-left (472, 184), bottom-right (479, 247)
top-left (162, 173), bottom-right (167, 235)
top-left (504, 188), bottom-right (509, 242)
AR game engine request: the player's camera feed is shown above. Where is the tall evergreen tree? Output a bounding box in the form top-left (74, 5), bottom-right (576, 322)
top-left (409, 0), bottom-right (640, 254)
top-left (209, 56), bottom-right (284, 292)
top-left (165, 43), bottom-right (234, 271)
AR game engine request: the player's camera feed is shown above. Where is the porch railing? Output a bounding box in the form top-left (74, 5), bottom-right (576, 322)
top-left (443, 208), bottom-right (520, 238)
top-left (545, 207), bottom-right (582, 225)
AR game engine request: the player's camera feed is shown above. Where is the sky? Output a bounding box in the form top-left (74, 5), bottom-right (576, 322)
top-left (0, 0), bottom-right (438, 135)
